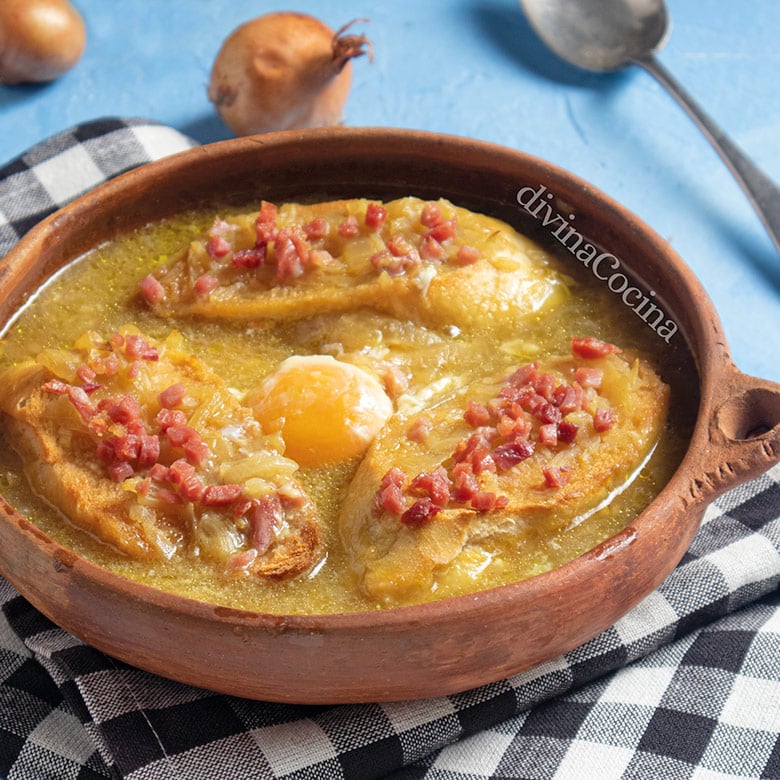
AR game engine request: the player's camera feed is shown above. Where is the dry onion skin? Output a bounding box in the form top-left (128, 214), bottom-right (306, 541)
top-left (0, 0), bottom-right (86, 84)
top-left (208, 12), bottom-right (372, 136)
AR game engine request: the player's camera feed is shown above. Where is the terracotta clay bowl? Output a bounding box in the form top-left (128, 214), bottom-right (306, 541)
top-left (1, 128), bottom-right (779, 704)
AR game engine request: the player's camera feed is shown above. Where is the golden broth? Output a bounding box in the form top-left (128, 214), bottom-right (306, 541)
top-left (0, 201), bottom-right (696, 613)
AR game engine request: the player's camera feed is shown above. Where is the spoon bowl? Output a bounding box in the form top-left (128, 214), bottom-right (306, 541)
top-left (521, 0), bottom-right (669, 72)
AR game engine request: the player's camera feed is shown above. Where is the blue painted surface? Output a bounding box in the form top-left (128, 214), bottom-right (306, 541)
top-left (1, 0), bottom-right (778, 380)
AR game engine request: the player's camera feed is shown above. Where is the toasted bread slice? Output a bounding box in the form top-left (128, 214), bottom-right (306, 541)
top-left (0, 327), bottom-right (321, 579)
top-left (340, 346), bottom-right (669, 604)
top-left (141, 197), bottom-right (569, 333)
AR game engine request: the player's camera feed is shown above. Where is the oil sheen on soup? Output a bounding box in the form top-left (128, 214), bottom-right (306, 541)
top-left (0, 197), bottom-right (695, 613)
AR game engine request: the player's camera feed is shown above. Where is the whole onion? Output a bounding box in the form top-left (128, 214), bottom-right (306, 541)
top-left (208, 12), bottom-right (372, 136)
top-left (0, 0), bottom-right (86, 85)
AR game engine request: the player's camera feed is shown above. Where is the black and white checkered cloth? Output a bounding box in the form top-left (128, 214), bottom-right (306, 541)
top-left (0, 119), bottom-right (778, 780)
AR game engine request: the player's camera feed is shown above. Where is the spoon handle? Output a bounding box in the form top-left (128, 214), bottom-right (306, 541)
top-left (636, 54), bottom-right (780, 254)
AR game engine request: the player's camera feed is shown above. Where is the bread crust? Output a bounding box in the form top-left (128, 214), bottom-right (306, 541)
top-left (0, 328), bottom-right (321, 579)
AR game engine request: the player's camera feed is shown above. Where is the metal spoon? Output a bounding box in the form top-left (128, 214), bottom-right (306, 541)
top-left (519, 0), bottom-right (780, 254)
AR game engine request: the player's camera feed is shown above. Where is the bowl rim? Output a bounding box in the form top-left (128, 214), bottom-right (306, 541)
top-left (7, 127), bottom-right (780, 704)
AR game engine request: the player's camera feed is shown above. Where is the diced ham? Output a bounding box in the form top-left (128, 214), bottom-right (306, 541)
top-left (381, 468), bottom-right (407, 488)
top-left (202, 483), bottom-right (243, 506)
top-left (543, 466), bottom-right (570, 488)
top-left (98, 394), bottom-right (141, 425)
top-left (232, 247), bottom-right (266, 269)
top-left (156, 408), bottom-right (187, 431)
top-left (419, 234), bottom-right (444, 260)
top-left (557, 420), bottom-right (579, 443)
top-left (167, 459), bottom-right (193, 482)
top-left (534, 373), bottom-right (557, 401)
top-left (208, 217), bottom-right (233, 237)
top-left (420, 202), bottom-right (442, 227)
top-left (376, 467), bottom-right (407, 516)
top-left (593, 407), bottom-right (616, 432)
top-left (571, 337), bottom-right (622, 359)
top-left (183, 437), bottom-right (210, 466)
top-left (165, 424), bottom-right (210, 464)
top-left (158, 383), bottom-right (187, 409)
top-left (247, 494), bottom-right (283, 552)
top-left (455, 245), bottom-right (480, 265)
top-left (139, 274), bottom-right (165, 305)
top-left (206, 235), bottom-right (232, 259)
top-left (66, 385), bottom-right (96, 422)
top-left (380, 486), bottom-right (407, 517)
top-left (193, 274), bottom-right (220, 298)
top-left (514, 388), bottom-right (543, 413)
top-left (123, 334), bottom-right (159, 361)
top-left (552, 384), bottom-right (583, 414)
top-left (95, 439), bottom-right (115, 462)
top-left (136, 477), bottom-right (152, 497)
top-left (464, 401), bottom-right (492, 428)
top-left (112, 434), bottom-right (141, 462)
top-left (279, 490), bottom-right (307, 510)
top-left (533, 401), bottom-right (563, 425)
top-left (386, 233), bottom-right (414, 258)
top-left (364, 203), bottom-right (387, 230)
top-left (108, 461), bottom-right (134, 482)
top-left (76, 364), bottom-right (96, 384)
top-left (338, 215), bottom-right (360, 238)
top-left (496, 414), bottom-right (531, 440)
top-left (288, 226), bottom-right (311, 263)
top-left (492, 439), bottom-right (535, 471)
top-left (42, 379), bottom-right (69, 395)
top-left (372, 243), bottom-right (420, 275)
top-left (303, 217), bottom-right (330, 240)
top-left (453, 432), bottom-right (492, 464)
top-left (231, 498), bottom-right (253, 519)
top-left (406, 416), bottom-right (433, 443)
top-left (538, 423), bottom-right (558, 447)
top-left (255, 201), bottom-right (279, 243)
top-left (454, 432), bottom-right (496, 475)
top-left (125, 418), bottom-right (146, 436)
top-left (410, 466), bottom-right (451, 508)
top-left (370, 250), bottom-right (392, 271)
top-left (150, 463), bottom-right (169, 482)
top-left (168, 459), bottom-right (204, 501)
top-left (400, 498), bottom-right (440, 526)
top-left (77, 380), bottom-right (101, 396)
top-left (450, 462), bottom-right (479, 503)
top-left (381, 362), bottom-right (410, 398)
top-left (274, 227), bottom-right (311, 283)
top-left (574, 367), bottom-right (603, 388)
top-left (370, 250), bottom-right (406, 277)
top-left (470, 491), bottom-right (504, 512)
top-left (427, 219), bottom-right (457, 242)
top-left (508, 362), bottom-right (539, 388)
top-left (91, 353), bottom-right (120, 376)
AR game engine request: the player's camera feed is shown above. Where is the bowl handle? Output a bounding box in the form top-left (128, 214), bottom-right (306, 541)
top-left (687, 366), bottom-right (780, 506)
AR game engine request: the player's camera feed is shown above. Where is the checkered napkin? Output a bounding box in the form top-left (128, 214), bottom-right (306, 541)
top-left (0, 119), bottom-right (778, 780)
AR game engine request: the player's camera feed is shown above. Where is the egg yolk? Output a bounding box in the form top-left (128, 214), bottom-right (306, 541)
top-left (246, 355), bottom-right (394, 468)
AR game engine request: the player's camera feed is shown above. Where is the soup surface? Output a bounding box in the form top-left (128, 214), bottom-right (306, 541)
top-left (0, 197), bottom-right (696, 613)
